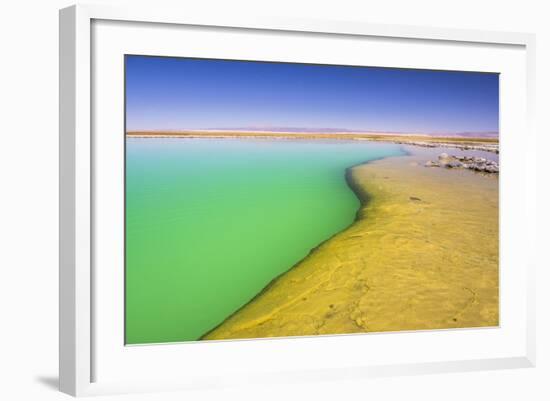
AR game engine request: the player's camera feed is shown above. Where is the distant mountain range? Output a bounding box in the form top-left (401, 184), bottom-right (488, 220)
top-left (201, 127), bottom-right (499, 138)
top-left (439, 131), bottom-right (499, 138)
top-left (206, 126), bottom-right (358, 133)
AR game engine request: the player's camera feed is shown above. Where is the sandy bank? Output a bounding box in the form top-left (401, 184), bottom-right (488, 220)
top-left (202, 146), bottom-right (499, 340)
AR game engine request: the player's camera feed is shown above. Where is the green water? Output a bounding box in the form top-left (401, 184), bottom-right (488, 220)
top-left (125, 138), bottom-right (403, 344)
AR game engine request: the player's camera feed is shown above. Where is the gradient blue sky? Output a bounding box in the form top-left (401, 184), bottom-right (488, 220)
top-left (125, 55), bottom-right (499, 134)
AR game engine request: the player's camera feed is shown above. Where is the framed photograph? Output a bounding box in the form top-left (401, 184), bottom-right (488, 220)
top-left (59, 4), bottom-right (536, 396)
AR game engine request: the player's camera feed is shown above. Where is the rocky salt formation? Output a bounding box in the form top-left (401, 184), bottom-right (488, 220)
top-left (424, 153), bottom-right (499, 174)
top-left (395, 140), bottom-right (499, 154)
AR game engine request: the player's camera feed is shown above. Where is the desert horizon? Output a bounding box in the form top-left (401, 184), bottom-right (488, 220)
top-left (126, 127), bottom-right (499, 137)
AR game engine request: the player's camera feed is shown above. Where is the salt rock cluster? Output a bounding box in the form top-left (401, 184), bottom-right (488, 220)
top-left (425, 153), bottom-right (499, 174)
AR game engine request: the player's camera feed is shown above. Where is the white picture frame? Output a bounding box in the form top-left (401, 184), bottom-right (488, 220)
top-left (59, 3), bottom-right (536, 397)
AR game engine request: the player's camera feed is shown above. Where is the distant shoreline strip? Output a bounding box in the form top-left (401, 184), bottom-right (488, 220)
top-left (125, 131), bottom-right (499, 153)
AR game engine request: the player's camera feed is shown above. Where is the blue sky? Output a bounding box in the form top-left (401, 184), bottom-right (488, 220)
top-left (125, 55), bottom-right (499, 134)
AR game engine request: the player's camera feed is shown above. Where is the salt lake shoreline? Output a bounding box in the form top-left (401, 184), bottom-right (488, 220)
top-left (200, 144), bottom-right (499, 340)
top-left (127, 132), bottom-right (499, 340)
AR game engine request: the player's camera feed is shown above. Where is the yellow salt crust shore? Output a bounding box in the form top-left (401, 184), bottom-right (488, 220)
top-left (203, 147), bottom-right (499, 340)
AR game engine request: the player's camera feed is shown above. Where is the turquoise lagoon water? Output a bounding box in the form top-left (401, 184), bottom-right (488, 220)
top-left (125, 138), bottom-right (403, 344)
